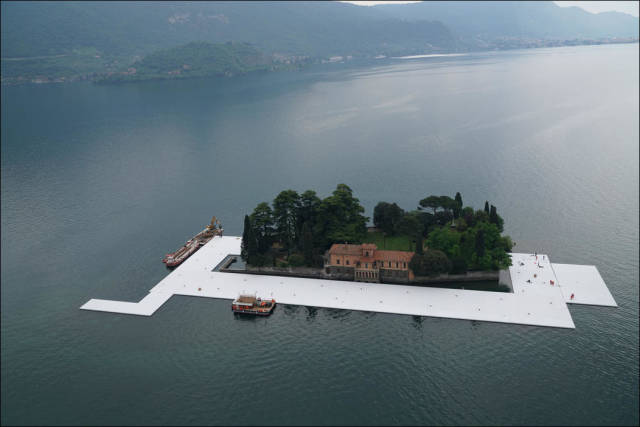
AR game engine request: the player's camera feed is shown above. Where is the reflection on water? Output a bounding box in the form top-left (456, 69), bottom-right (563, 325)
top-left (305, 306), bottom-right (318, 320)
top-left (411, 315), bottom-right (424, 330)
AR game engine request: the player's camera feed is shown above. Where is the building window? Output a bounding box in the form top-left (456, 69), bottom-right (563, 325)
top-left (366, 251), bottom-right (369, 257)
top-left (337, 259), bottom-right (340, 264)
top-left (365, 263), bottom-right (368, 268)
top-left (373, 261), bottom-right (376, 267)
top-left (396, 262), bottom-right (399, 268)
top-left (389, 261), bottom-right (392, 267)
top-left (403, 262), bottom-right (406, 268)
top-left (346, 260), bottom-right (350, 265)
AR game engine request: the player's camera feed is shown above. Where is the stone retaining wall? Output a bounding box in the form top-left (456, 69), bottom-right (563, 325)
top-left (223, 262), bottom-right (499, 286)
top-left (412, 270), bottom-right (499, 284)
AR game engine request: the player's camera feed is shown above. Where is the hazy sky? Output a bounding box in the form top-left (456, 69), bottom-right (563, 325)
top-left (342, 1), bottom-right (640, 17)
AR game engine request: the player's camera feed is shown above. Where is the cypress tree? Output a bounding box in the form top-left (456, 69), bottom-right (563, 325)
top-left (241, 215), bottom-right (258, 264)
top-left (301, 222), bottom-right (314, 266)
top-left (454, 192), bottom-right (463, 219)
top-left (241, 215), bottom-right (251, 261)
top-left (416, 235), bottom-right (424, 255)
top-left (484, 201), bottom-right (490, 214)
top-left (489, 205), bottom-right (498, 225)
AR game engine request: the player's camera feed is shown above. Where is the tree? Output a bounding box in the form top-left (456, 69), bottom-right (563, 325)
top-left (426, 226), bottom-right (461, 259)
top-left (373, 201), bottom-right (405, 235)
top-left (396, 212), bottom-right (424, 244)
top-left (484, 201), bottom-right (490, 214)
top-left (489, 204), bottom-right (498, 224)
top-left (415, 235), bottom-right (424, 255)
top-left (454, 217), bottom-right (468, 232)
top-left (423, 249), bottom-right (451, 274)
top-left (434, 210), bottom-right (453, 226)
top-left (241, 214), bottom-right (257, 262)
top-left (500, 235), bottom-right (513, 252)
top-left (287, 253), bottom-right (305, 267)
top-left (414, 210), bottom-right (436, 237)
top-left (250, 202), bottom-right (274, 253)
top-left (301, 221), bottom-right (314, 266)
top-left (461, 206), bottom-right (475, 227)
top-left (419, 195), bottom-right (456, 217)
top-left (453, 192), bottom-right (463, 219)
top-left (438, 195), bottom-right (457, 216)
top-left (475, 227), bottom-right (485, 257)
top-left (297, 190), bottom-right (321, 244)
top-left (273, 189), bottom-right (300, 256)
top-left (419, 195), bottom-right (441, 215)
top-left (314, 184), bottom-right (368, 249)
top-left (410, 249), bottom-right (451, 276)
top-left (474, 209), bottom-right (489, 224)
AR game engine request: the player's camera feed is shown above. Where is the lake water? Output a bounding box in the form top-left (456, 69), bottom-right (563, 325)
top-left (2, 44), bottom-right (638, 425)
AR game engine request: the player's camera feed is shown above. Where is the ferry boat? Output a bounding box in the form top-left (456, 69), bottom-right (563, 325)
top-left (231, 294), bottom-right (276, 316)
top-left (162, 216), bottom-right (223, 268)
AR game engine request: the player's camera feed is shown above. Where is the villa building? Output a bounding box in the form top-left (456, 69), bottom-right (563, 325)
top-left (325, 243), bottom-right (415, 283)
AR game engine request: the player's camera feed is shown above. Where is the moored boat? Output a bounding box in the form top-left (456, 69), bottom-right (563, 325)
top-left (231, 294), bottom-right (276, 316)
top-left (162, 216), bottom-right (223, 268)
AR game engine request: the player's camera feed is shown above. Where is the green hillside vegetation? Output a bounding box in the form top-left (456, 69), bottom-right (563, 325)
top-left (2, 1), bottom-right (636, 85)
top-left (98, 42), bottom-right (280, 83)
top-left (0, 2), bottom-right (456, 58)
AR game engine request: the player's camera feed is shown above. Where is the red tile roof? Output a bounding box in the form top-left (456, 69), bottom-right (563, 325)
top-left (328, 243), bottom-right (414, 264)
top-left (328, 243), bottom-right (368, 255)
top-left (375, 250), bottom-right (415, 263)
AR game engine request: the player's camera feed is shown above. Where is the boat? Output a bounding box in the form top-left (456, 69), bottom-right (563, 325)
top-left (231, 294), bottom-right (276, 316)
top-left (162, 216), bottom-right (223, 268)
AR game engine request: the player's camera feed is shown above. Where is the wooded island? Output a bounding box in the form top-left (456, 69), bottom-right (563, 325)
top-left (240, 184), bottom-right (513, 282)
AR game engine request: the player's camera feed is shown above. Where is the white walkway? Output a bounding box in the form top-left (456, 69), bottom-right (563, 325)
top-left (81, 236), bottom-right (617, 328)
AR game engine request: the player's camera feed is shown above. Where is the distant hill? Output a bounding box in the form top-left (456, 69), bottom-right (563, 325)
top-left (1, 1), bottom-right (637, 85)
top-left (375, 1), bottom-right (639, 40)
top-left (0, 1), bottom-right (456, 59)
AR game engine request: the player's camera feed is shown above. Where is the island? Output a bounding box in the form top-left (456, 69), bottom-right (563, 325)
top-left (80, 183), bottom-right (617, 328)
top-left (233, 184), bottom-right (513, 290)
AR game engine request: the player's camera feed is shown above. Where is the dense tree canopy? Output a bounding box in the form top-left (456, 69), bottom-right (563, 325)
top-left (273, 189), bottom-right (301, 256)
top-left (243, 188), bottom-right (512, 274)
top-left (314, 184), bottom-right (368, 248)
top-left (396, 212), bottom-right (424, 241)
top-left (410, 249), bottom-right (451, 276)
top-left (244, 183), bottom-right (368, 267)
top-left (250, 202), bottom-right (275, 253)
top-left (373, 202), bottom-right (404, 235)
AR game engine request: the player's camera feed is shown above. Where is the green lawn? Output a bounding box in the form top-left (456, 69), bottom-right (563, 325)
top-left (363, 231), bottom-right (416, 252)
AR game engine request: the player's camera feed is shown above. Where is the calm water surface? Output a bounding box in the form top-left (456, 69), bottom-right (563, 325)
top-left (2, 44), bottom-right (638, 425)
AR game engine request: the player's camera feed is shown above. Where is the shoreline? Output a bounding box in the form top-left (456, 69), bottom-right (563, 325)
top-left (3, 40), bottom-right (637, 87)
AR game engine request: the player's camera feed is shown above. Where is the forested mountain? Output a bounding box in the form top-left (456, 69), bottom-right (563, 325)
top-left (376, 1), bottom-right (639, 40)
top-left (1, 1), bottom-right (637, 84)
top-left (0, 1), bottom-right (455, 58)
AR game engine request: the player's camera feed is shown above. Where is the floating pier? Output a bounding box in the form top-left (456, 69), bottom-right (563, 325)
top-left (81, 236), bottom-right (617, 328)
